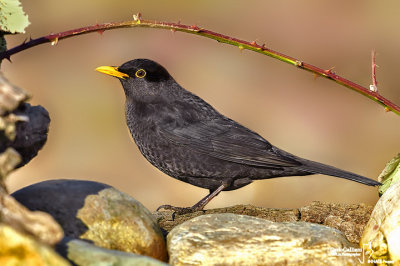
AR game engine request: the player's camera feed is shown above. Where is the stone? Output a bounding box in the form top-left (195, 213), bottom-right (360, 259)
top-left (154, 204), bottom-right (299, 235)
top-left (0, 73), bottom-right (29, 116)
top-left (155, 202), bottom-right (371, 243)
top-left (300, 201), bottom-right (373, 243)
top-left (4, 103), bottom-right (51, 167)
top-left (12, 179), bottom-right (111, 238)
top-left (167, 213), bottom-right (361, 265)
top-left (360, 180), bottom-right (400, 264)
top-left (57, 238), bottom-right (169, 266)
top-left (77, 186), bottom-right (167, 262)
top-left (0, 148), bottom-right (20, 182)
top-left (0, 191), bottom-right (63, 245)
top-left (0, 223), bottom-right (70, 266)
top-left (12, 179), bottom-right (167, 262)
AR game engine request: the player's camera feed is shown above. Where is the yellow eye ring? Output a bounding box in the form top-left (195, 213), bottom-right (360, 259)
top-left (135, 69), bottom-right (146, 78)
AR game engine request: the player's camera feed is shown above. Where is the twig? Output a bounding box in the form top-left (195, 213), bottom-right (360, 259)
top-left (1, 14), bottom-right (399, 115)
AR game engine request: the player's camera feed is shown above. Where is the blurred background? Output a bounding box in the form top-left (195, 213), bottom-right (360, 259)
top-left (4, 1), bottom-right (399, 210)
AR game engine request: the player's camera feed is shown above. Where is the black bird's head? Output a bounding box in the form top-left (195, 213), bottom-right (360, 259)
top-left (96, 59), bottom-right (176, 103)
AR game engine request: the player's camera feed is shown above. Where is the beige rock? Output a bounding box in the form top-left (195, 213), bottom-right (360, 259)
top-left (78, 187), bottom-right (167, 262)
top-left (0, 148), bottom-right (20, 182)
top-left (155, 202), bottom-right (372, 244)
top-left (0, 73), bottom-right (30, 143)
top-left (0, 223), bottom-right (70, 266)
top-left (300, 201), bottom-right (373, 243)
top-left (155, 204), bottom-right (299, 233)
top-left (361, 181), bottom-right (400, 264)
top-left (168, 213), bottom-right (361, 266)
top-left (63, 239), bottom-right (169, 266)
top-left (0, 73), bottom-right (29, 116)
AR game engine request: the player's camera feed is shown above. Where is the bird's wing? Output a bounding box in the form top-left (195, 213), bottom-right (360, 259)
top-left (160, 118), bottom-right (300, 168)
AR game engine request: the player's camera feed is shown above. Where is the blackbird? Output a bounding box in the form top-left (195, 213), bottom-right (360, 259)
top-left (96, 59), bottom-right (380, 213)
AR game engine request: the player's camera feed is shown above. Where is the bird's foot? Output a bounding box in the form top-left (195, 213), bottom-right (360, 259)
top-left (156, 204), bottom-right (203, 215)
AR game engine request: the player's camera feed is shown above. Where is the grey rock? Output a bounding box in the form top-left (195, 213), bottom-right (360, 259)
top-left (57, 238), bottom-right (168, 266)
top-left (168, 213), bottom-right (361, 266)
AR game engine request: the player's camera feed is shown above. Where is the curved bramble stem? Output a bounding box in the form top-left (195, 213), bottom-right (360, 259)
top-left (1, 15), bottom-right (399, 116)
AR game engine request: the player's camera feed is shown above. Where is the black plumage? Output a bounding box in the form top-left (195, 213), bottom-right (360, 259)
top-left (96, 59), bottom-right (380, 212)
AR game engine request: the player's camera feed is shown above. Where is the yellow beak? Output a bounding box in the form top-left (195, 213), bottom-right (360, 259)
top-left (95, 66), bottom-right (129, 79)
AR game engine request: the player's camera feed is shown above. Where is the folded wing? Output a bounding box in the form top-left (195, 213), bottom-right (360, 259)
top-left (161, 118), bottom-right (301, 169)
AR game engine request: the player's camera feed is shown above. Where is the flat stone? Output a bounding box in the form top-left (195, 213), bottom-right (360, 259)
top-left (154, 204), bottom-right (299, 235)
top-left (57, 238), bottom-right (168, 266)
top-left (167, 213), bottom-right (361, 265)
top-left (155, 202), bottom-right (371, 243)
top-left (0, 223), bottom-right (70, 266)
top-left (300, 201), bottom-right (373, 243)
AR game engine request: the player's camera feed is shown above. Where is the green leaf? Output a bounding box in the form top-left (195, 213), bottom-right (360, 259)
top-left (0, 0), bottom-right (30, 34)
top-left (378, 153), bottom-right (400, 196)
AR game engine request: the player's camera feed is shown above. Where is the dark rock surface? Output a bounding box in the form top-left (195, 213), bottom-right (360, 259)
top-left (12, 179), bottom-right (110, 238)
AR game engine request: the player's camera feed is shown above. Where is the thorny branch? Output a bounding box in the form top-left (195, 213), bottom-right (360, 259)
top-left (1, 14), bottom-right (399, 115)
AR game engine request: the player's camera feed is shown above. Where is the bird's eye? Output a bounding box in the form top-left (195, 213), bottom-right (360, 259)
top-left (135, 69), bottom-right (146, 78)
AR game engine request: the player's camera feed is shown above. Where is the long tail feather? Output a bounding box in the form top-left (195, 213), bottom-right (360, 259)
top-left (299, 159), bottom-right (381, 186)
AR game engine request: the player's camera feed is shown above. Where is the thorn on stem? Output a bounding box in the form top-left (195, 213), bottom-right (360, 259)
top-left (4, 55), bottom-right (11, 62)
top-left (260, 43), bottom-right (266, 50)
top-left (190, 25), bottom-right (200, 31)
top-left (371, 49), bottom-right (378, 92)
top-left (384, 107), bottom-right (390, 112)
top-left (250, 40), bottom-right (257, 46)
top-left (133, 13), bottom-right (142, 24)
top-left (295, 60), bottom-right (303, 67)
top-left (324, 67), bottom-right (335, 76)
top-left (369, 85), bottom-right (378, 92)
top-left (50, 38), bottom-right (59, 46)
top-left (97, 29), bottom-right (105, 35)
top-left (238, 45), bottom-right (245, 52)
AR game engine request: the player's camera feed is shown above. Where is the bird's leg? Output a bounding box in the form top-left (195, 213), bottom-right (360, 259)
top-left (157, 182), bottom-right (228, 215)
